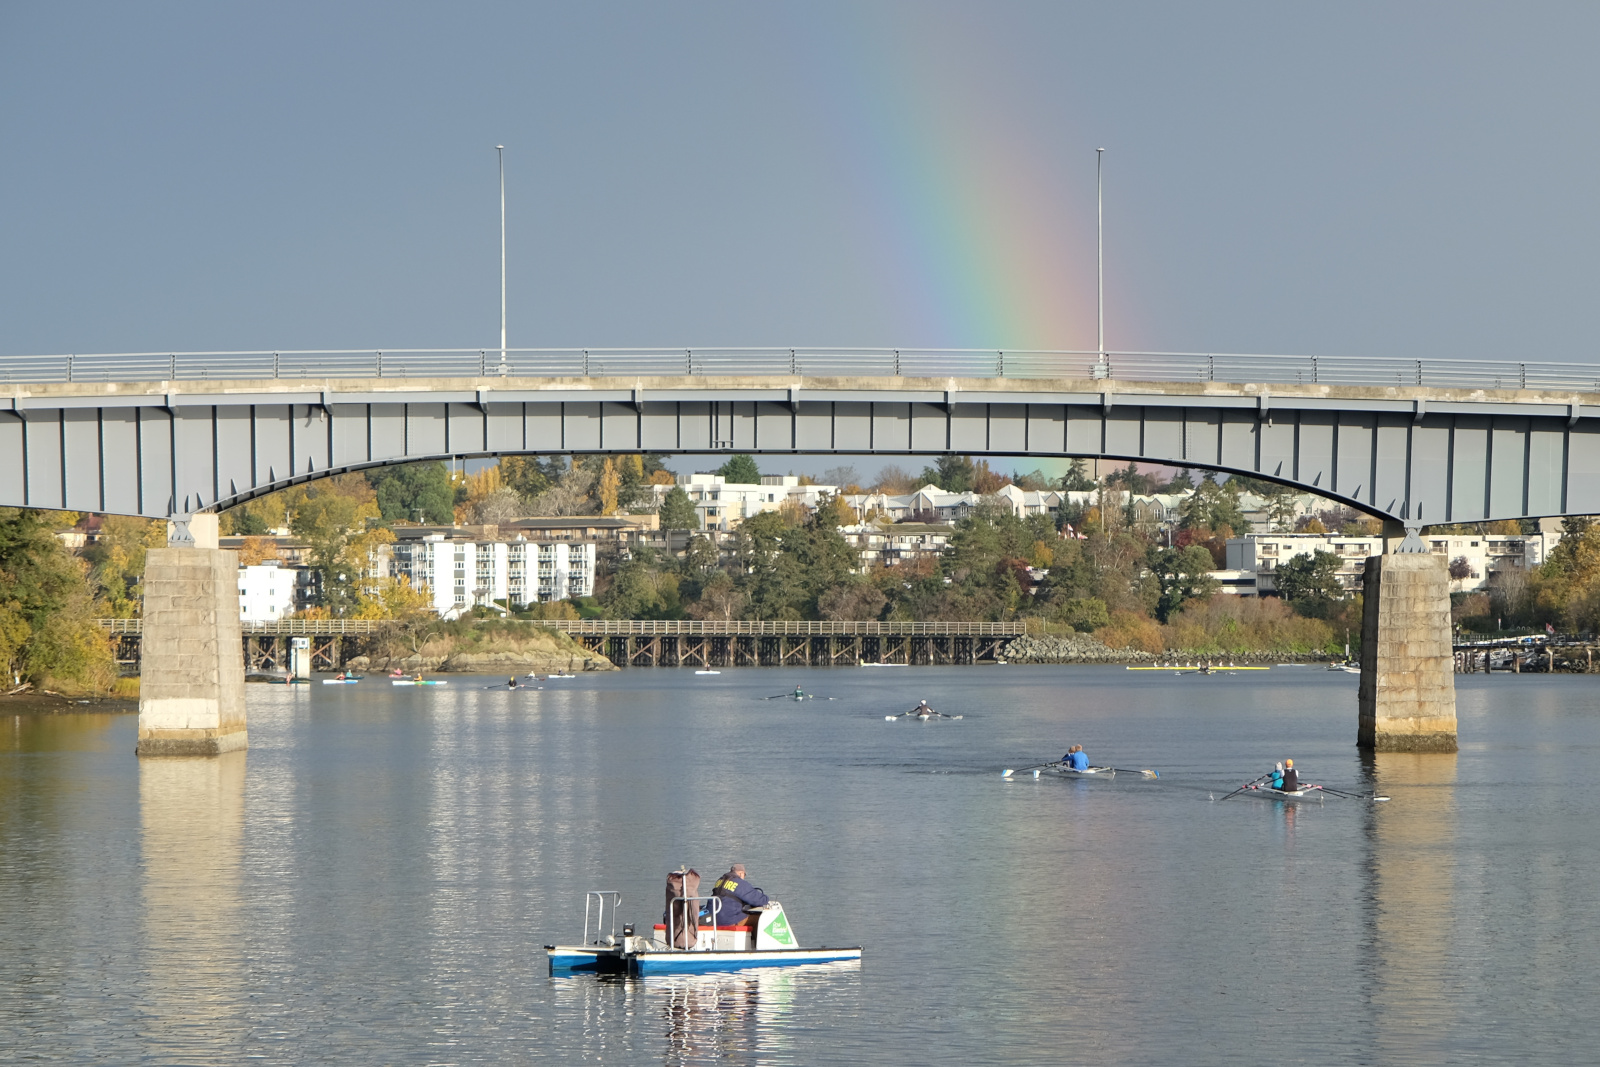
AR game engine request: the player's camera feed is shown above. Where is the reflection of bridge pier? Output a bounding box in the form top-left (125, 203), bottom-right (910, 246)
top-left (1362, 751), bottom-right (1460, 1060)
top-left (138, 749), bottom-right (248, 1051)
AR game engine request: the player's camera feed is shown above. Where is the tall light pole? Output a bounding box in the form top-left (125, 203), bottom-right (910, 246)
top-left (492, 141), bottom-right (505, 375)
top-left (1096, 147), bottom-right (1106, 375)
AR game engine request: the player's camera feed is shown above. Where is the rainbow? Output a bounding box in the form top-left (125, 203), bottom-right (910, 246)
top-left (799, 8), bottom-right (1098, 349)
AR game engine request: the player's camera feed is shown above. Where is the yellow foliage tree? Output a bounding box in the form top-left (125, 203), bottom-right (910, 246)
top-left (1028, 540), bottom-right (1055, 569)
top-left (353, 575), bottom-right (434, 620)
top-left (598, 458), bottom-right (621, 514)
top-left (239, 536), bottom-right (280, 565)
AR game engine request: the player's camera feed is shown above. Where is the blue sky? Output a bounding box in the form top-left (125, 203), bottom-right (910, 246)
top-left (4, 3), bottom-right (1598, 480)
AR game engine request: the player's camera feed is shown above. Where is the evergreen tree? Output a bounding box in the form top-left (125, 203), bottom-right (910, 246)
top-left (369, 462), bottom-right (454, 524)
top-left (658, 487), bottom-right (701, 531)
top-left (717, 454), bottom-right (762, 485)
top-left (918, 454), bottom-right (976, 492)
top-left (1060, 459), bottom-right (1096, 492)
top-left (1272, 549), bottom-right (1346, 616)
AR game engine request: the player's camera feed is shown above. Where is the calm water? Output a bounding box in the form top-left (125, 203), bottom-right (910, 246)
top-left (3, 667), bottom-right (1599, 1065)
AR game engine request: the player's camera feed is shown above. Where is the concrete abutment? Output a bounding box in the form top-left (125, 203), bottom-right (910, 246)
top-left (1359, 553), bottom-right (1458, 753)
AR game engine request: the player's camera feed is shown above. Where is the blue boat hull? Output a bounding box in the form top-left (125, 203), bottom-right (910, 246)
top-left (629, 948), bottom-right (861, 976)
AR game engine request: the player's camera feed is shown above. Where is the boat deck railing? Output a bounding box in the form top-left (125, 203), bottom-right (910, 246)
top-left (583, 891), bottom-right (622, 948)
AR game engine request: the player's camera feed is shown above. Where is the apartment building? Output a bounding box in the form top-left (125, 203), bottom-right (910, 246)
top-left (838, 523), bottom-right (955, 569)
top-left (389, 533), bottom-right (595, 617)
top-left (653, 474), bottom-right (840, 532)
top-left (237, 561), bottom-right (318, 622)
top-left (1225, 530), bottom-right (1557, 594)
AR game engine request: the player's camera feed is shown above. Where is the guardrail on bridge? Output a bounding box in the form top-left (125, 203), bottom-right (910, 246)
top-left (16, 347), bottom-right (1600, 393)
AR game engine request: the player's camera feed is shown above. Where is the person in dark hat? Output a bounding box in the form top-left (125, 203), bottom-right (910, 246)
top-left (708, 864), bottom-right (771, 927)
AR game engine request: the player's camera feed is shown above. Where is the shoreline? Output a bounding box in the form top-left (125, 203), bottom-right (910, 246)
top-left (1, 691), bottom-right (137, 715)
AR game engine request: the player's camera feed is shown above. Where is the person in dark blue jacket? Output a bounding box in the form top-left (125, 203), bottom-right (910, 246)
top-left (1063, 745), bottom-right (1090, 771)
top-left (709, 865), bottom-right (771, 926)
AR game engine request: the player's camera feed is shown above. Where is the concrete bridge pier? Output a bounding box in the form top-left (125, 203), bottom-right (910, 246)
top-left (1358, 536), bottom-right (1458, 753)
top-left (136, 514), bottom-right (248, 757)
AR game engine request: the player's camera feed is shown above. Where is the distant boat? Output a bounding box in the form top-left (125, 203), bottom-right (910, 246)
top-left (694, 670), bottom-right (721, 675)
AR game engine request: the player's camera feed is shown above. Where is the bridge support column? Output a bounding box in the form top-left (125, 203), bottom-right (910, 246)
top-left (1358, 551), bottom-right (1457, 753)
top-left (137, 529), bottom-right (247, 757)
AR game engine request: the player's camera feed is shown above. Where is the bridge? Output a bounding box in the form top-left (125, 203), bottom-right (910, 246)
top-left (4, 348), bottom-right (1598, 525)
top-left (98, 617), bottom-right (1025, 670)
top-left (19, 346), bottom-right (1574, 756)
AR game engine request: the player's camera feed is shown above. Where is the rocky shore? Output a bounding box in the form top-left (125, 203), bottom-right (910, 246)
top-left (1002, 634), bottom-right (1156, 663)
top-left (1001, 634), bottom-right (1331, 664)
top-left (348, 628), bottom-right (616, 673)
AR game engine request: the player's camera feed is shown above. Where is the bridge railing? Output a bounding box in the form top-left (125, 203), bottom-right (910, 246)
top-left (14, 348), bottom-right (1600, 393)
top-left (97, 618), bottom-right (383, 635)
top-left (96, 617), bottom-right (1024, 637)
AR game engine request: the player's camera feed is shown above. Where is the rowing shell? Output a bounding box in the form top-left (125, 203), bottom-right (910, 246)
top-left (1237, 783), bottom-right (1324, 803)
top-left (1038, 764), bottom-right (1119, 779)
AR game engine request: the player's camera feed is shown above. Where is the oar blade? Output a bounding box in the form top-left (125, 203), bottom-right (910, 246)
top-left (1001, 768), bottom-right (1014, 777)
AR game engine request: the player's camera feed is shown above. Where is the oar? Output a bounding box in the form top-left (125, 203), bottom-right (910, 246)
top-left (1107, 767), bottom-right (1160, 779)
top-left (1218, 771), bottom-right (1274, 801)
top-left (1311, 785), bottom-right (1391, 802)
top-left (1002, 761), bottom-right (1066, 778)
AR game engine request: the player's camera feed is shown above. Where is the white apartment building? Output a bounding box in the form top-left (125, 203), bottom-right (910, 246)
top-left (237, 562), bottom-right (315, 622)
top-left (653, 474), bottom-right (840, 532)
top-left (1226, 534), bottom-right (1386, 594)
top-left (1225, 530), bottom-right (1557, 595)
top-left (391, 534), bottom-right (595, 617)
top-left (839, 523), bottom-right (955, 570)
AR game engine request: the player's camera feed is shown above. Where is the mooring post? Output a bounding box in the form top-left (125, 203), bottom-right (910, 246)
top-left (137, 514), bottom-right (248, 756)
top-left (1358, 526), bottom-right (1459, 753)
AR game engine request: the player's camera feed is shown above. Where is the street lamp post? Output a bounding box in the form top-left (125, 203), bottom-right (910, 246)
top-left (492, 141), bottom-right (505, 375)
top-left (1094, 147), bottom-right (1108, 380)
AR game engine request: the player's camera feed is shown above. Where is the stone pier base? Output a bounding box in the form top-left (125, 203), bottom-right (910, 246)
top-left (1359, 553), bottom-right (1458, 752)
top-left (137, 547), bottom-right (247, 756)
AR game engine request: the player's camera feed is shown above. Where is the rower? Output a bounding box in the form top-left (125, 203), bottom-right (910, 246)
top-left (911, 700), bottom-right (935, 717)
top-left (708, 864), bottom-right (771, 927)
top-left (1268, 762), bottom-right (1285, 790)
top-left (1280, 758), bottom-right (1299, 791)
top-left (509, 676), bottom-right (518, 689)
top-left (1065, 745), bottom-right (1090, 771)
top-left (793, 686), bottom-right (804, 699)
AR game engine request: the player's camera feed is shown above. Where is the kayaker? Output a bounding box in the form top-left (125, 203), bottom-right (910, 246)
top-left (335, 671), bottom-right (347, 681)
top-left (1280, 758), bottom-right (1299, 791)
top-left (708, 864), bottom-right (771, 927)
top-left (1066, 745), bottom-right (1090, 771)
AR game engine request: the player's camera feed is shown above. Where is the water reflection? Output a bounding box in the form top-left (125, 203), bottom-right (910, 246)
top-left (1364, 751), bottom-right (1459, 1063)
top-left (550, 963), bottom-right (858, 1066)
top-left (138, 751), bottom-right (248, 1056)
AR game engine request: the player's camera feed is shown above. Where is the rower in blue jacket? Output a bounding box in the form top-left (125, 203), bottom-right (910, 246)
top-left (1064, 745), bottom-right (1090, 771)
top-left (708, 864), bottom-right (771, 926)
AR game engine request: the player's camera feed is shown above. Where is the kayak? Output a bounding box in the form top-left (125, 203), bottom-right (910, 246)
top-left (321, 678), bottom-right (363, 685)
top-left (391, 679), bottom-right (449, 686)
